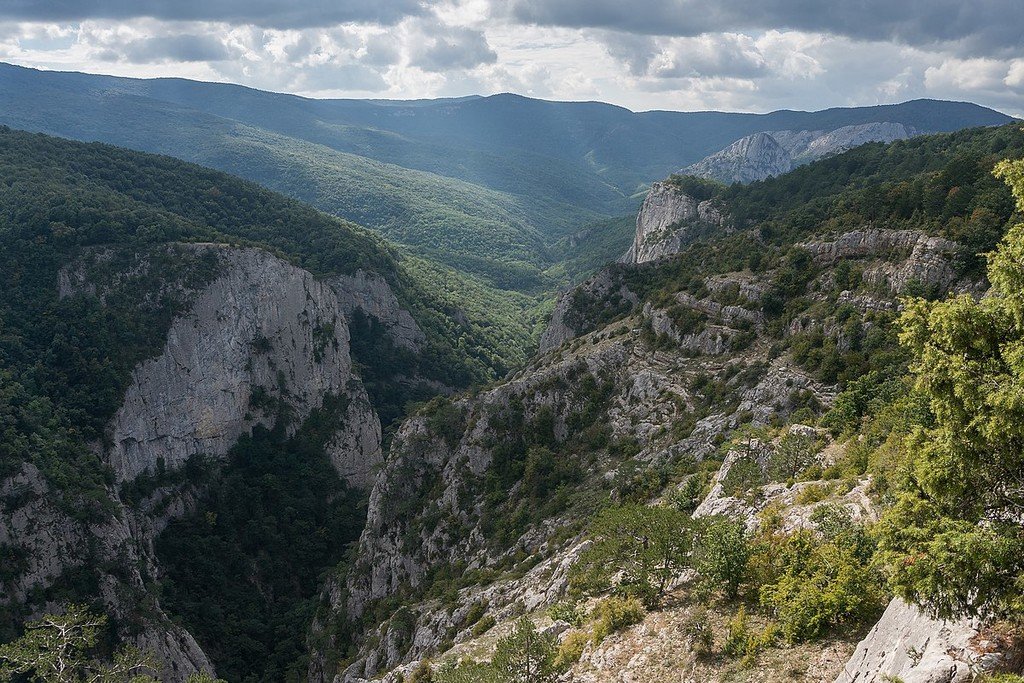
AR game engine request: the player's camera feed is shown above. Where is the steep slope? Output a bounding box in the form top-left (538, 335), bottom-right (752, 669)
top-left (686, 122), bottom-right (917, 184)
top-left (309, 123), bottom-right (1024, 682)
top-left (0, 128), bottom-right (514, 680)
top-left (683, 131), bottom-right (793, 184)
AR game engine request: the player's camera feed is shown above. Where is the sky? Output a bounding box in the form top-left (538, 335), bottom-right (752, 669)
top-left (0, 1), bottom-right (1022, 116)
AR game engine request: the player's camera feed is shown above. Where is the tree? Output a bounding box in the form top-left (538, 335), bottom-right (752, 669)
top-left (570, 504), bottom-right (691, 605)
top-left (768, 432), bottom-right (818, 481)
top-left (876, 158), bottom-right (1024, 620)
top-left (691, 515), bottom-right (749, 599)
top-left (0, 605), bottom-right (155, 683)
top-left (491, 619), bottom-right (557, 683)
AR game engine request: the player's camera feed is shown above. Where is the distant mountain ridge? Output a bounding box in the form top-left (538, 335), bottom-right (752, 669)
top-left (0, 62), bottom-right (1014, 292)
top-left (684, 122), bottom-right (919, 184)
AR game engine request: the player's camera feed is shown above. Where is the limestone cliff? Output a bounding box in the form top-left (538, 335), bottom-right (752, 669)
top-left (683, 132), bottom-right (793, 185)
top-left (105, 245), bottom-right (380, 485)
top-left (2, 243), bottom-right (412, 680)
top-left (685, 123), bottom-right (916, 184)
top-left (622, 181), bottom-right (725, 264)
top-left (835, 598), bottom-right (1023, 683)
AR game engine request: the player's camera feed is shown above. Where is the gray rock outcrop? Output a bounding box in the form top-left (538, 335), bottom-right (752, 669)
top-left (800, 228), bottom-right (960, 295)
top-left (793, 122), bottom-right (914, 162)
top-left (685, 122), bottom-right (916, 184)
top-left (105, 245), bottom-right (381, 486)
top-left (683, 131), bottom-right (792, 185)
top-left (835, 598), bottom-right (1023, 683)
top-left (623, 182), bottom-right (725, 264)
top-left (329, 269), bottom-right (425, 351)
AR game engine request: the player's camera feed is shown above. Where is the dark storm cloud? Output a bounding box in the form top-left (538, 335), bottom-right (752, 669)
top-left (504, 0), bottom-right (1024, 54)
top-left (0, 0), bottom-right (435, 28)
top-left (122, 34), bottom-right (231, 62)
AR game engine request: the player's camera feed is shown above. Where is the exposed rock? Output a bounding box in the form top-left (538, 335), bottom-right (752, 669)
top-left (5, 243), bottom-right (411, 681)
top-left (540, 270), bottom-right (638, 353)
top-left (800, 228), bottom-right (960, 295)
top-left (790, 122), bottom-right (914, 163)
top-left (0, 463), bottom-right (90, 603)
top-left (685, 123), bottom-right (916, 185)
top-left (328, 269), bottom-right (425, 351)
top-left (105, 245), bottom-right (381, 486)
top-left (835, 598), bottom-right (1024, 683)
top-left (683, 132), bottom-right (792, 185)
top-left (623, 182), bottom-right (725, 264)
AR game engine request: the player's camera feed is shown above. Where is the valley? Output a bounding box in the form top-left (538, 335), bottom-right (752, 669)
top-left (0, 63), bottom-right (1023, 683)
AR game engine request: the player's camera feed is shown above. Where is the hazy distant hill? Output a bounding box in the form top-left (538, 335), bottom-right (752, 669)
top-left (0, 62), bottom-right (1013, 291)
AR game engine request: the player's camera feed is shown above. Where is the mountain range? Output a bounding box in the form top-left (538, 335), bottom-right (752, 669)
top-left (1, 62), bottom-right (1024, 683)
top-left (0, 62), bottom-right (1013, 298)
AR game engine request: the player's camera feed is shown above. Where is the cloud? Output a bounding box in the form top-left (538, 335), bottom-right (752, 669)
top-left (409, 21), bottom-right (497, 72)
top-left (121, 33), bottom-right (231, 62)
top-left (501, 0), bottom-right (1024, 56)
top-left (0, 0), bottom-right (435, 29)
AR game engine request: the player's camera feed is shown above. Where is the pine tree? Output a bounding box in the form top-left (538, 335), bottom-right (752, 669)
top-left (877, 158), bottom-right (1024, 620)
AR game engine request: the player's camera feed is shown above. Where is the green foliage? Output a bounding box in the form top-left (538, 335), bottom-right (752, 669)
top-left (155, 397), bottom-right (366, 683)
top-left (757, 525), bottom-right (884, 643)
top-left (571, 505), bottom-right (691, 605)
top-left (0, 604), bottom-right (156, 682)
top-left (768, 432), bottom-right (820, 481)
top-left (665, 174), bottom-right (727, 201)
top-left (691, 516), bottom-right (750, 599)
top-left (491, 618), bottom-right (558, 683)
top-left (876, 158), bottom-right (1024, 621)
top-left (553, 630), bottom-right (589, 670)
top-left (433, 659), bottom-right (504, 683)
top-left (589, 596), bottom-right (645, 644)
top-left (546, 602), bottom-right (584, 629)
top-left (680, 608), bottom-right (714, 657)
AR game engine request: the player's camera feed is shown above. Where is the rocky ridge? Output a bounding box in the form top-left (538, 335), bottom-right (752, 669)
top-left (622, 181), bottom-right (726, 264)
top-left (684, 123), bottom-right (915, 184)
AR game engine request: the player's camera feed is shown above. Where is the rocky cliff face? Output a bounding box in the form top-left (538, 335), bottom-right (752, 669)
top-left (800, 228), bottom-right (963, 295)
top-left (623, 181), bottom-right (725, 264)
top-left (311, 168), bottom-right (1024, 683)
top-left (683, 132), bottom-right (793, 185)
top-left (836, 598), bottom-right (1023, 683)
top-left (104, 245), bottom-right (380, 485)
top-left (2, 243), bottom-right (417, 680)
top-left (685, 123), bottom-right (916, 184)
top-left (793, 122), bottom-right (914, 162)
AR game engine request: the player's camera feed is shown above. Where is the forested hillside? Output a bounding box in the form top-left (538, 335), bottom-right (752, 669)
top-left (0, 63), bottom-right (1013, 297)
top-left (306, 122), bottom-right (1024, 682)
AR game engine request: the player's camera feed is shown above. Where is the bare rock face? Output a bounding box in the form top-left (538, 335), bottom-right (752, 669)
top-left (329, 269), bottom-right (425, 351)
top-left (539, 270), bottom-right (638, 353)
top-left (683, 132), bottom-right (793, 185)
top-left (105, 245), bottom-right (381, 486)
top-left (835, 598), bottom-right (1023, 683)
top-left (794, 122), bottom-right (913, 162)
top-left (685, 123), bottom-right (916, 185)
top-left (800, 228), bottom-right (961, 295)
top-left (4, 243), bottom-right (406, 681)
top-left (623, 182), bottom-right (725, 264)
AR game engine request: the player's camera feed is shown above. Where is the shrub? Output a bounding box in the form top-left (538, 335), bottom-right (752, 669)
top-left (590, 596), bottom-right (645, 644)
top-left (681, 608), bottom-right (714, 657)
top-left (471, 615), bottom-right (496, 637)
top-left (692, 516), bottom-right (749, 599)
top-left (758, 530), bottom-right (885, 642)
top-left (570, 504), bottom-right (691, 605)
top-left (492, 618), bottom-right (558, 683)
top-left (554, 630), bottom-right (590, 670)
top-left (547, 601), bottom-right (584, 628)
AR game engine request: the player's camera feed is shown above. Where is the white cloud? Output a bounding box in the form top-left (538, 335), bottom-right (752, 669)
top-left (0, 2), bottom-right (1019, 117)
